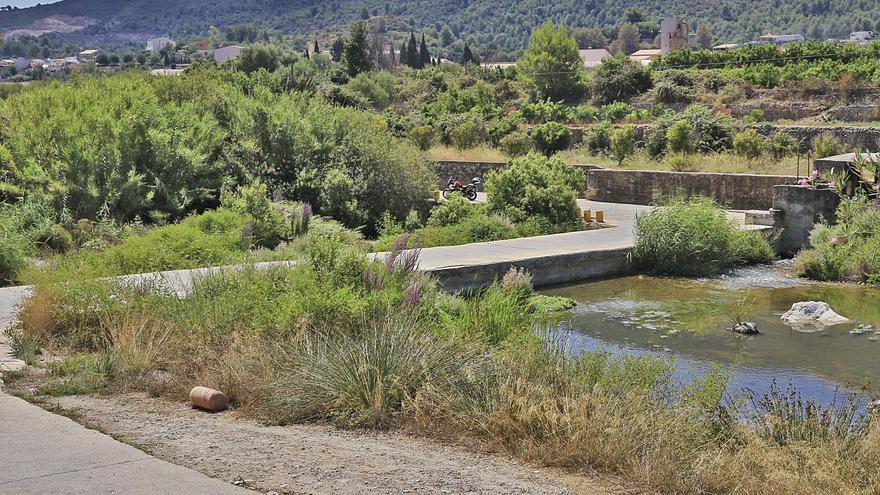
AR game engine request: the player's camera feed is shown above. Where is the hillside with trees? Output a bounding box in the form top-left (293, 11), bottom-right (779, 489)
top-left (2, 0), bottom-right (880, 53)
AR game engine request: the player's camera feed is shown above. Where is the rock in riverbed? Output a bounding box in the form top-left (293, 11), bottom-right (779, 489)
top-left (731, 321), bottom-right (759, 335)
top-left (781, 301), bottom-right (849, 332)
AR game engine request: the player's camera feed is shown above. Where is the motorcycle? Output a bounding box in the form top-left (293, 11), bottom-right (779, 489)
top-left (442, 176), bottom-right (481, 201)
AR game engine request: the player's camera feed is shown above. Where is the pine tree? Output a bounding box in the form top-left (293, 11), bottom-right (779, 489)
top-left (313, 40), bottom-right (320, 54)
top-left (343, 20), bottom-right (372, 76)
top-left (406, 31), bottom-right (419, 68)
top-left (419, 33), bottom-right (431, 68)
top-left (399, 41), bottom-right (407, 66)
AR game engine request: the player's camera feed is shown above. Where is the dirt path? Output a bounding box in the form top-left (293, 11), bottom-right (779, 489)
top-left (43, 393), bottom-right (642, 495)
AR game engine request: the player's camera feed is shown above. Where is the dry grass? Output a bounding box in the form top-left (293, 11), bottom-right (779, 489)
top-left (560, 149), bottom-right (805, 176)
top-left (428, 145), bottom-right (508, 163)
top-left (429, 144), bottom-right (808, 176)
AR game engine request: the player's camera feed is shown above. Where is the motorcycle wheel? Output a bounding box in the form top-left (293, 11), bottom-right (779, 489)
top-left (441, 188), bottom-right (452, 200)
top-left (465, 189), bottom-right (478, 201)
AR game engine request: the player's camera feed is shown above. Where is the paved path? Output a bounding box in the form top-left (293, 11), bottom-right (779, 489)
top-left (0, 393), bottom-right (252, 494)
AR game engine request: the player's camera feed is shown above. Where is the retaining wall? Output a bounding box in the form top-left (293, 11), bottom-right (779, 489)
top-left (585, 169), bottom-right (799, 210)
top-left (427, 247), bottom-right (633, 293)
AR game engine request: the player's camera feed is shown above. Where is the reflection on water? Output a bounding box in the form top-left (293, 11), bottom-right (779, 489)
top-left (543, 262), bottom-right (880, 403)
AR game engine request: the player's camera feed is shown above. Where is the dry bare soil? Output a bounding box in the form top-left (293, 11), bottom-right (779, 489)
top-left (34, 392), bottom-right (645, 495)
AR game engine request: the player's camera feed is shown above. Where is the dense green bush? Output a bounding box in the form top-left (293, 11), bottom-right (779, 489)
top-left (732, 128), bottom-right (767, 160)
top-left (450, 121), bottom-right (484, 149)
top-left (796, 197), bottom-right (880, 283)
top-left (812, 134), bottom-right (846, 158)
top-left (0, 206), bottom-right (29, 284)
top-left (591, 55), bottom-right (652, 104)
top-left (647, 105), bottom-right (735, 156)
top-left (531, 121), bottom-right (572, 155)
top-left (407, 125), bottom-right (436, 150)
top-left (485, 153), bottom-right (583, 232)
top-left (610, 125), bottom-right (636, 165)
top-left (584, 122), bottom-right (612, 153)
top-left (499, 131), bottom-right (534, 157)
top-left (631, 196), bottom-right (773, 276)
top-left (665, 119), bottom-right (695, 154)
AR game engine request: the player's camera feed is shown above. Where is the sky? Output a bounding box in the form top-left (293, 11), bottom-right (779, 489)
top-left (3, 0), bottom-right (62, 8)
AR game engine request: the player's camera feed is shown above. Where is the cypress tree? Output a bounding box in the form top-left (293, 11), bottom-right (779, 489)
top-left (406, 31), bottom-right (419, 68)
top-left (313, 40), bottom-right (320, 54)
top-left (462, 42), bottom-right (473, 65)
top-left (399, 41), bottom-right (407, 66)
top-left (419, 33), bottom-right (431, 68)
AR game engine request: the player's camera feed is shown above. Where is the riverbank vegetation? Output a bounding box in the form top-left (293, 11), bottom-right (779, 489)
top-left (377, 153), bottom-right (585, 249)
top-left (631, 196), bottom-right (774, 276)
top-left (6, 232), bottom-right (879, 495)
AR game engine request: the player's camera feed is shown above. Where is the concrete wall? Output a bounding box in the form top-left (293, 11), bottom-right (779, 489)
top-left (427, 247), bottom-right (633, 293)
top-left (585, 169), bottom-right (798, 210)
top-left (771, 185), bottom-right (840, 256)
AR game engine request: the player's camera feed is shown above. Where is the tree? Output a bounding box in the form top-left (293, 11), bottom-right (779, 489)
top-left (330, 37), bottom-right (344, 62)
top-left (573, 27), bottom-right (607, 49)
top-left (615, 23), bottom-right (641, 55)
top-left (624, 7), bottom-right (644, 24)
top-left (440, 24), bottom-right (454, 47)
top-left (343, 21), bottom-right (372, 76)
top-left (238, 44), bottom-right (281, 73)
top-left (695, 24), bottom-right (713, 50)
top-left (313, 40), bottom-right (320, 54)
top-left (591, 55), bottom-right (651, 104)
top-left (419, 34), bottom-right (431, 68)
top-left (518, 21), bottom-right (583, 101)
top-left (610, 125), bottom-right (636, 165)
top-left (462, 42), bottom-right (475, 65)
top-left (405, 31), bottom-right (419, 68)
top-left (96, 53), bottom-right (109, 65)
top-left (359, 6), bottom-right (369, 20)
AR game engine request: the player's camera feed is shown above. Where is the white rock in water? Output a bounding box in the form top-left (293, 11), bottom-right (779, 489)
top-left (781, 301), bottom-right (849, 332)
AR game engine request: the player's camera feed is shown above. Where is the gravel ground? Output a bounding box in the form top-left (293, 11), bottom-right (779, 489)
top-left (44, 393), bottom-right (643, 495)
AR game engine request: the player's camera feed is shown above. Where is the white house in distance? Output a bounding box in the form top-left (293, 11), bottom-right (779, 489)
top-left (214, 45), bottom-right (243, 64)
top-left (850, 31), bottom-right (875, 42)
top-left (579, 48), bottom-right (611, 69)
top-left (629, 49), bottom-right (661, 66)
top-left (78, 49), bottom-right (99, 62)
top-left (753, 33), bottom-right (805, 46)
top-left (659, 17), bottom-right (689, 55)
top-left (146, 37), bottom-right (176, 52)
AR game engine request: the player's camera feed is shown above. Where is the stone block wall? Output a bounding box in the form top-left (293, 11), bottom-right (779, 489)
top-left (585, 169), bottom-right (798, 210)
top-left (771, 185), bottom-right (841, 256)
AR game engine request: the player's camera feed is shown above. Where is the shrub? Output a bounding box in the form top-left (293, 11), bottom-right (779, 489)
top-left (270, 312), bottom-right (463, 427)
top-left (839, 73), bottom-right (865, 104)
top-left (450, 121), bottom-right (484, 150)
top-left (631, 196), bottom-right (773, 276)
top-left (601, 101), bottom-right (632, 122)
top-left (498, 132), bottom-right (533, 157)
top-left (531, 121), bottom-right (572, 155)
top-left (221, 182), bottom-right (286, 249)
top-left (743, 108), bottom-right (765, 124)
top-left (408, 125), bottom-right (436, 150)
top-left (0, 208), bottom-right (29, 285)
top-left (585, 122), bottom-right (612, 153)
top-left (572, 104), bottom-right (599, 123)
top-left (345, 71), bottom-right (395, 109)
top-left (666, 119), bottom-right (695, 154)
top-left (665, 153), bottom-right (697, 172)
top-left (796, 197), bottom-right (880, 283)
top-left (768, 131), bottom-right (797, 159)
top-left (732, 128), bottom-right (768, 161)
top-left (610, 125), bottom-right (636, 165)
top-left (812, 134), bottom-right (845, 158)
top-left (591, 55), bottom-right (652, 104)
top-left (485, 153), bottom-right (583, 232)
top-left (427, 194), bottom-right (478, 227)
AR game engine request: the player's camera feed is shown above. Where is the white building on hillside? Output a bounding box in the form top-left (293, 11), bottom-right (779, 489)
top-left (579, 48), bottom-right (612, 69)
top-left (850, 31), bottom-right (875, 42)
top-left (753, 34), bottom-right (805, 45)
top-left (146, 37), bottom-right (176, 52)
top-left (660, 17), bottom-right (689, 55)
top-left (214, 45), bottom-right (243, 64)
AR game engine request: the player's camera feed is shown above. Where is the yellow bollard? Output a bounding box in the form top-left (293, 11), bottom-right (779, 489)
top-left (596, 210), bottom-right (605, 223)
top-left (583, 209), bottom-right (592, 222)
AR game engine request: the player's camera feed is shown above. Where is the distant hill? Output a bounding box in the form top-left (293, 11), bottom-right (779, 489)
top-left (1, 0), bottom-right (879, 50)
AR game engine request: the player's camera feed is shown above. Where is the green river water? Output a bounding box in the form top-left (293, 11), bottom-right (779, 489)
top-left (543, 262), bottom-right (880, 403)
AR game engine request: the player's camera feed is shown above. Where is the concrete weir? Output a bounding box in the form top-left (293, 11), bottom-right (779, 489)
top-left (412, 200), bottom-right (648, 292)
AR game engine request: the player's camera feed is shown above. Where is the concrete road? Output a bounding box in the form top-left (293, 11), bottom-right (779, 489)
top-left (0, 393), bottom-right (252, 495)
